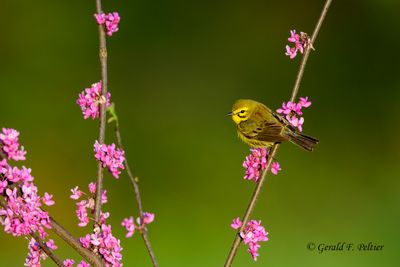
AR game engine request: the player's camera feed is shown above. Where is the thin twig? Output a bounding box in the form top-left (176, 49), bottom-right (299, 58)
top-left (224, 0), bottom-right (332, 266)
top-left (94, 0), bottom-right (108, 223)
top-left (290, 0), bottom-right (332, 102)
top-left (224, 145), bottom-right (279, 266)
top-left (115, 124), bottom-right (159, 267)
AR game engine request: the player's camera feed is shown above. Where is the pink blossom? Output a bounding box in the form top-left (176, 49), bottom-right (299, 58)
top-left (71, 183), bottom-right (110, 227)
top-left (80, 234), bottom-right (91, 248)
top-left (42, 192), bottom-right (55, 206)
top-left (0, 129), bottom-right (56, 263)
top-left (121, 216), bottom-right (135, 237)
top-left (45, 239), bottom-right (57, 250)
top-left (95, 13), bottom-right (106, 24)
top-left (231, 217), bottom-right (242, 230)
top-left (276, 97), bottom-right (312, 132)
top-left (6, 166), bottom-right (34, 183)
top-left (92, 224), bottom-right (123, 266)
top-left (95, 12), bottom-right (121, 36)
top-left (77, 261), bottom-right (90, 267)
top-left (63, 259), bottom-right (75, 267)
top-left (136, 212), bottom-right (155, 225)
top-left (0, 128), bottom-right (26, 161)
top-left (70, 186), bottom-right (83, 200)
top-left (76, 200), bottom-right (89, 227)
top-left (299, 97), bottom-right (311, 108)
top-left (25, 238), bottom-right (44, 267)
top-left (88, 182), bottom-right (96, 194)
top-left (90, 233), bottom-right (102, 246)
top-left (94, 141), bottom-right (125, 178)
top-left (0, 179), bottom-right (8, 193)
top-left (69, 189), bottom-right (122, 266)
top-left (143, 212), bottom-right (155, 225)
top-left (271, 162), bottom-right (281, 175)
top-left (288, 30), bottom-right (300, 43)
top-left (285, 30), bottom-right (311, 59)
top-left (243, 148), bottom-right (268, 182)
top-left (285, 45), bottom-right (298, 59)
top-left (238, 220), bottom-right (269, 261)
top-left (76, 81), bottom-right (111, 120)
top-left (99, 211), bottom-right (110, 225)
top-left (101, 189), bottom-right (108, 204)
top-left (1, 183), bottom-right (51, 239)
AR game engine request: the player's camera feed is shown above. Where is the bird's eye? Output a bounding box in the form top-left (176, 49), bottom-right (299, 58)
top-left (240, 110), bottom-right (245, 114)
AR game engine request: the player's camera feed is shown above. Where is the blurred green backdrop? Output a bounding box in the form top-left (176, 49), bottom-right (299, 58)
top-left (1, 0), bottom-right (400, 266)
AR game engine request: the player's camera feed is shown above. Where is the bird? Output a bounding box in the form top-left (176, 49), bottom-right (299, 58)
top-left (228, 99), bottom-right (318, 151)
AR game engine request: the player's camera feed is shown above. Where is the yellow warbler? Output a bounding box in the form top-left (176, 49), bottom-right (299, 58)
top-left (229, 99), bottom-right (318, 151)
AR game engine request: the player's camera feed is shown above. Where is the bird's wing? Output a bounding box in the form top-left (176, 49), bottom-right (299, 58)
top-left (254, 120), bottom-right (288, 142)
top-left (238, 117), bottom-right (288, 142)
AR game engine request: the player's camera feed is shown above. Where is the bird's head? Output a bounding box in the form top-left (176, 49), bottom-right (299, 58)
top-left (228, 99), bottom-right (259, 125)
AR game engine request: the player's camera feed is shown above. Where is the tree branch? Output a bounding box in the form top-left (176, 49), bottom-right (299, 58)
top-left (50, 217), bottom-right (105, 267)
top-left (115, 124), bottom-right (159, 267)
top-left (94, 0), bottom-right (108, 224)
top-left (224, 0), bottom-right (332, 266)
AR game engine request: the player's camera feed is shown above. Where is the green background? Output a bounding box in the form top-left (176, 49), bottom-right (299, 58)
top-left (1, 0), bottom-right (399, 266)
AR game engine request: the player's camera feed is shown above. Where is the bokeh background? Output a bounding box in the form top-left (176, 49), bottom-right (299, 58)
top-left (1, 0), bottom-right (400, 266)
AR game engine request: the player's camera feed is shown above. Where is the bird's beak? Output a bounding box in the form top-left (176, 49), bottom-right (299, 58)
top-left (227, 111), bottom-right (233, 116)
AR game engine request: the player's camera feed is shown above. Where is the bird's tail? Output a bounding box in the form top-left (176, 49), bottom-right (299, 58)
top-left (283, 130), bottom-right (319, 151)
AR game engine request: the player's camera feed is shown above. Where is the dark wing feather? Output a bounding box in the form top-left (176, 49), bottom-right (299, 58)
top-left (255, 121), bottom-right (288, 142)
top-left (238, 118), bottom-right (288, 142)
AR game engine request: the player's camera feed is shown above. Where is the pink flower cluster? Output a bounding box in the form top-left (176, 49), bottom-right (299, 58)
top-left (70, 183), bottom-right (107, 227)
top-left (0, 161), bottom-right (52, 239)
top-left (25, 238), bottom-right (57, 267)
top-left (76, 81), bottom-right (111, 120)
top-left (121, 212), bottom-right (155, 238)
top-left (243, 148), bottom-right (267, 182)
top-left (276, 96), bottom-right (312, 132)
top-left (285, 30), bottom-right (311, 59)
top-left (94, 141), bottom-right (125, 178)
top-left (69, 182), bottom-right (122, 266)
top-left (80, 224), bottom-right (122, 267)
top-left (243, 148), bottom-right (281, 182)
top-left (231, 218), bottom-right (269, 261)
top-left (95, 12), bottom-right (121, 36)
top-left (0, 128), bottom-right (57, 266)
top-left (0, 128), bottom-right (26, 161)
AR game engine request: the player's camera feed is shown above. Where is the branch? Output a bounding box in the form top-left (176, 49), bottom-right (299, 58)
top-left (50, 217), bottom-right (105, 267)
top-left (94, 0), bottom-right (108, 223)
top-left (115, 123), bottom-right (159, 267)
top-left (224, 0), bottom-right (332, 266)
top-left (290, 0), bottom-right (332, 102)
